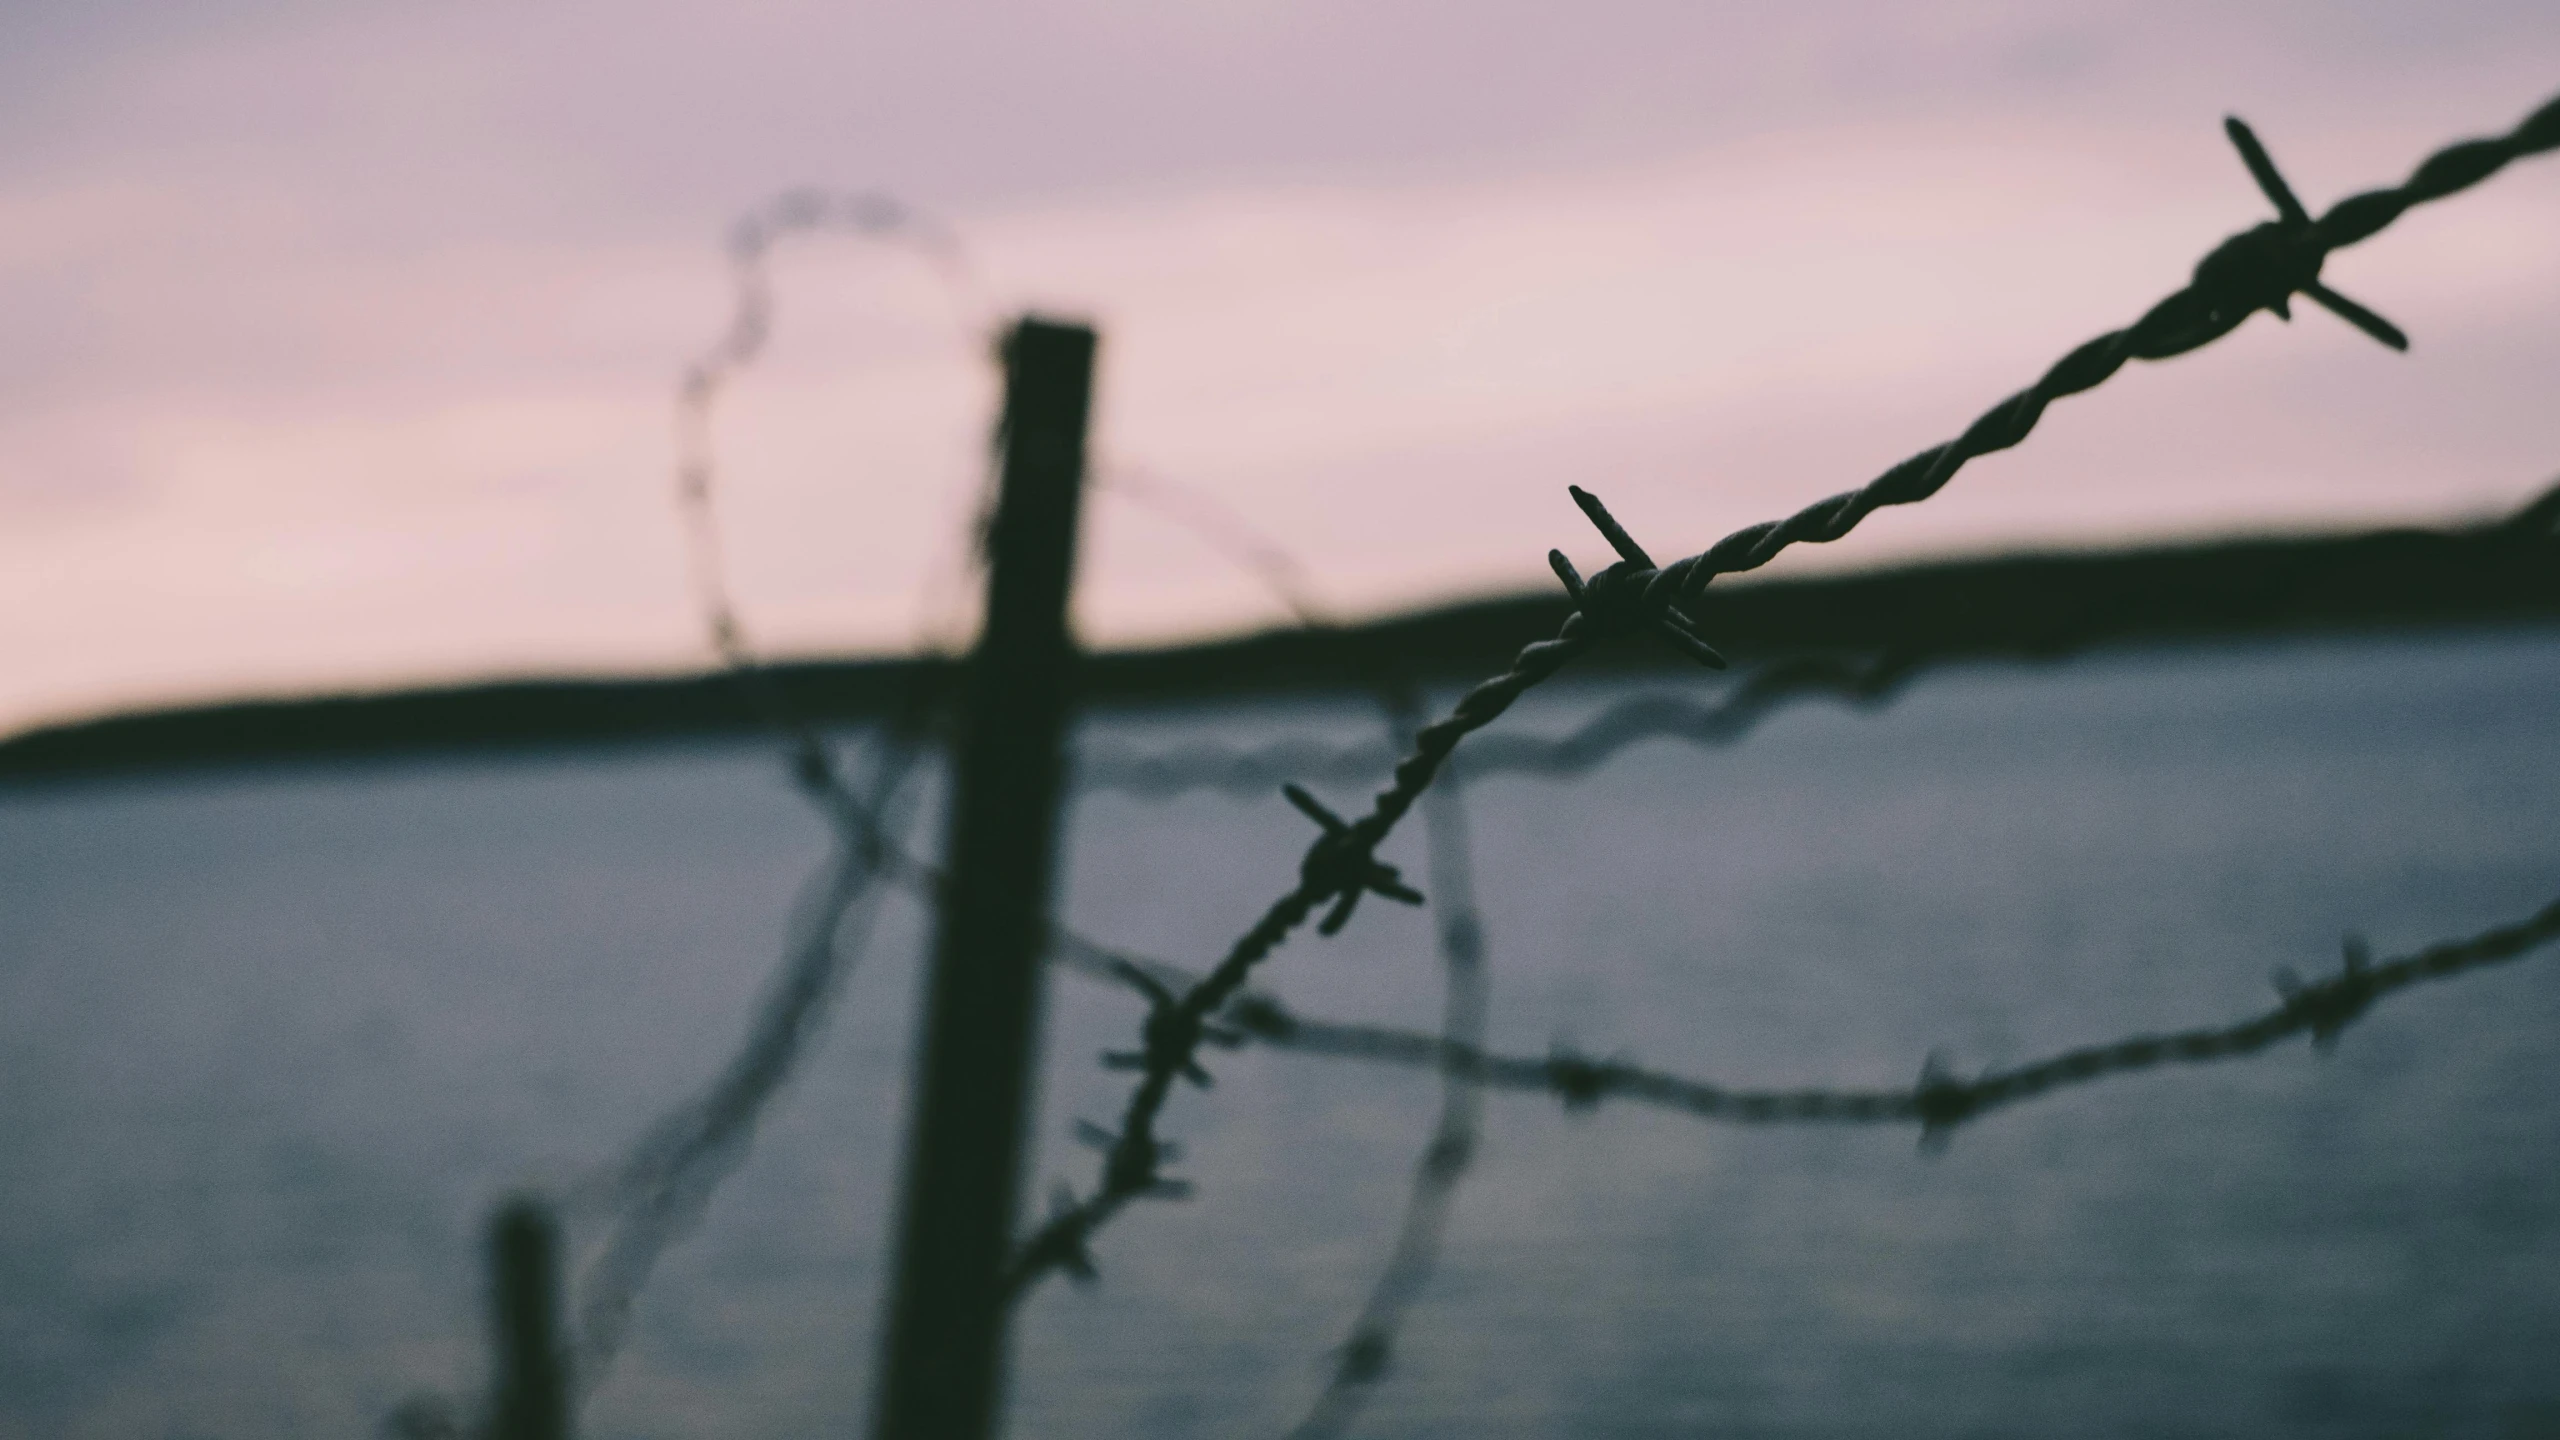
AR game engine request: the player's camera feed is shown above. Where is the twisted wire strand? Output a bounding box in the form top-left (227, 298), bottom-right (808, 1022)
top-left (1217, 895), bottom-right (2560, 1140)
top-left (1644, 95), bottom-right (2560, 608)
top-left (1003, 93), bottom-right (2560, 1299)
top-left (1284, 764), bottom-right (1489, 1440)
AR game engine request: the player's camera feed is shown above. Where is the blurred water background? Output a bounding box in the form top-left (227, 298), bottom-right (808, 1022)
top-left (4, 627), bottom-right (2559, 1440)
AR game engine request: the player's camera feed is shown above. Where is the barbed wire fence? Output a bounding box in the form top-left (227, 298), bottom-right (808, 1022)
top-left (402, 89), bottom-right (2560, 1438)
top-left (1001, 91), bottom-right (2560, 1316)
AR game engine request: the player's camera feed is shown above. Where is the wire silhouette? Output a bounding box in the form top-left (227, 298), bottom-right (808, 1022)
top-left (1067, 470), bottom-right (1505, 1431)
top-left (1067, 449), bottom-right (1501, 1432)
top-left (1212, 895), bottom-right (2560, 1142)
top-left (390, 95), bottom-right (2560, 1439)
top-left (1005, 90), bottom-right (2560, 1300)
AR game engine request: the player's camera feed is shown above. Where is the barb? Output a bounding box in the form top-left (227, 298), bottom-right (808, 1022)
top-left (1003, 94), bottom-right (2560, 1300)
top-left (1217, 895), bottom-right (2560, 1143)
top-left (1286, 759), bottom-right (1490, 1440)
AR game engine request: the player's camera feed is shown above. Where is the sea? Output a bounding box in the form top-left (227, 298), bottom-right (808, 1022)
top-left (4, 628), bottom-right (2558, 1440)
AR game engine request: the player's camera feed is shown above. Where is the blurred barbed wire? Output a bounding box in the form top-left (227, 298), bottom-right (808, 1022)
top-left (434, 189), bottom-right (992, 1433)
top-left (400, 92), bottom-right (2560, 1440)
top-left (1212, 895), bottom-right (2560, 1143)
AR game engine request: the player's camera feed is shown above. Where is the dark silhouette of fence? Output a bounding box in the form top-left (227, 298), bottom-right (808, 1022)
top-left (396, 89), bottom-right (2560, 1439)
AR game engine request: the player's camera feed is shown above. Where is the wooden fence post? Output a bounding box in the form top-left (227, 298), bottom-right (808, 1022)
top-left (487, 1196), bottom-right (570, 1440)
top-left (873, 316), bottom-right (1095, 1439)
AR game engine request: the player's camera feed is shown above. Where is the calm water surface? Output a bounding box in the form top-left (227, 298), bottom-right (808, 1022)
top-left (4, 630), bottom-right (2559, 1439)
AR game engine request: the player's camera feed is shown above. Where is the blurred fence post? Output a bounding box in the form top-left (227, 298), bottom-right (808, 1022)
top-left (487, 1196), bottom-right (570, 1440)
top-left (874, 316), bottom-right (1095, 1440)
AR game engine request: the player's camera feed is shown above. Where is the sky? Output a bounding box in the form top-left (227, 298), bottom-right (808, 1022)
top-left (1, 1), bottom-right (2556, 733)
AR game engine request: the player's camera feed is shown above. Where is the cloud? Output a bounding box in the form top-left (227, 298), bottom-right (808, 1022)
top-left (0, 2), bottom-right (2555, 731)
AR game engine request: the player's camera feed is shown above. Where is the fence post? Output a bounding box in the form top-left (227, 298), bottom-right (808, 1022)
top-left (487, 1196), bottom-right (570, 1440)
top-left (873, 316), bottom-right (1096, 1440)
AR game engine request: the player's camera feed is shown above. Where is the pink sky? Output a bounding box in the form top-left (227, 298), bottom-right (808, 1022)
top-left (2, 2), bottom-right (2556, 734)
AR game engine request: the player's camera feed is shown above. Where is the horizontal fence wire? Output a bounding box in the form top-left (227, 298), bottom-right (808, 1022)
top-left (1206, 895), bottom-right (2560, 1141)
top-left (1002, 89), bottom-right (2560, 1301)
top-left (502, 685), bottom-right (2560, 1426)
top-left (1073, 651), bottom-right (1918, 799)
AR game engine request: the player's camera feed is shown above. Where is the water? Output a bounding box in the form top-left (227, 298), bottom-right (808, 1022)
top-left (4, 630), bottom-right (2558, 1439)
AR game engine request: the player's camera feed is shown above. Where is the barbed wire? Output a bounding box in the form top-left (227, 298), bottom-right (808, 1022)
top-left (1003, 90), bottom-right (2560, 1302)
top-left (460, 673), bottom-right (2556, 1430)
top-left (1212, 893), bottom-right (2560, 1144)
top-left (1032, 875), bottom-right (2560, 1146)
top-left (636, 223), bottom-right (1494, 1420)
top-left (1060, 470), bottom-right (1501, 1432)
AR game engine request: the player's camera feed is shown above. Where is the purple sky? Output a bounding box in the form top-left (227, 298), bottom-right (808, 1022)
top-left (2, 2), bottom-right (2555, 731)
